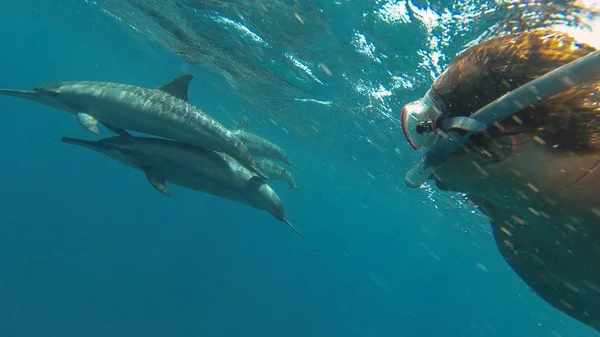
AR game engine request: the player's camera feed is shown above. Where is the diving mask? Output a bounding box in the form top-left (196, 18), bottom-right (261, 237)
top-left (400, 89), bottom-right (445, 150)
top-left (401, 89), bottom-right (486, 151)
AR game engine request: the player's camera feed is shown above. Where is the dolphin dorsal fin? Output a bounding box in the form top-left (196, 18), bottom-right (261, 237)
top-left (235, 116), bottom-right (250, 131)
top-left (157, 74), bottom-right (194, 102)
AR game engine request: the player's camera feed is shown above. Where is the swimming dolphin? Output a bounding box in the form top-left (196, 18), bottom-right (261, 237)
top-left (256, 158), bottom-right (301, 191)
top-left (231, 116), bottom-right (298, 168)
top-left (0, 75), bottom-right (268, 179)
top-left (61, 135), bottom-right (302, 237)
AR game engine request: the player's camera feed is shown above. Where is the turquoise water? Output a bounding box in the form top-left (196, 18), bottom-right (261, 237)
top-left (0, 1), bottom-right (598, 337)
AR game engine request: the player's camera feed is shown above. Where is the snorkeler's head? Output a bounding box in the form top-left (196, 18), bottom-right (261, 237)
top-left (400, 29), bottom-right (600, 213)
top-left (429, 29), bottom-right (598, 153)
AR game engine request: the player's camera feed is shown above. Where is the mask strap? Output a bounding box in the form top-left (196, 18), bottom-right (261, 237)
top-left (426, 88), bottom-right (447, 116)
top-left (426, 89), bottom-right (487, 134)
top-left (437, 117), bottom-right (487, 135)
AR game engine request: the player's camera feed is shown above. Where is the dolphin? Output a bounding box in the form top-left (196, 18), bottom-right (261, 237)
top-left (61, 135), bottom-right (303, 237)
top-left (231, 116), bottom-right (298, 169)
top-left (256, 158), bottom-right (301, 191)
top-left (0, 75), bottom-right (268, 179)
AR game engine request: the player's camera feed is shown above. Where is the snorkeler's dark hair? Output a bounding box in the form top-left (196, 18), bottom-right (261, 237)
top-left (432, 29), bottom-right (600, 153)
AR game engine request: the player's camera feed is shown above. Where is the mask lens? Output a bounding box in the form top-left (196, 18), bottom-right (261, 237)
top-left (401, 105), bottom-right (419, 150)
top-left (400, 94), bottom-right (442, 150)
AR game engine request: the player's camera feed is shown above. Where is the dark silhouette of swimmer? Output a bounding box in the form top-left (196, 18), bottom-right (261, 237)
top-left (401, 29), bottom-right (600, 331)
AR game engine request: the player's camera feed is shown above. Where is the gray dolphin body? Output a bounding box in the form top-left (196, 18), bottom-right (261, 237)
top-left (256, 158), bottom-right (300, 190)
top-left (61, 135), bottom-right (302, 237)
top-left (231, 117), bottom-right (297, 168)
top-left (0, 75), bottom-right (267, 179)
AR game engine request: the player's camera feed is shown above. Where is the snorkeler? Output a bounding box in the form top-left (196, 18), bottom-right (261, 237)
top-left (400, 29), bottom-right (600, 331)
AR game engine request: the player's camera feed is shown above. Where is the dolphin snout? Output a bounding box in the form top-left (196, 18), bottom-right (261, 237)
top-left (33, 85), bottom-right (60, 95)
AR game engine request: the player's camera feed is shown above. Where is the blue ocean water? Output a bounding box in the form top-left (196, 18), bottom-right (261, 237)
top-left (0, 1), bottom-right (598, 337)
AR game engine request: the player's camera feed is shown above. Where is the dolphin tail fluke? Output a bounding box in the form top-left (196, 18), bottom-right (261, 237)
top-left (282, 217), bottom-right (304, 238)
top-left (0, 89), bottom-right (39, 100)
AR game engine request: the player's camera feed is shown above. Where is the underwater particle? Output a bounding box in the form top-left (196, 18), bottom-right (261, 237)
top-left (493, 121), bottom-right (507, 132)
top-left (543, 196), bottom-right (558, 206)
top-left (294, 12), bottom-right (304, 24)
top-left (319, 63), bottom-right (332, 76)
top-left (511, 215), bottom-right (526, 225)
top-left (513, 188), bottom-right (530, 200)
top-left (562, 75), bottom-right (576, 87)
top-left (565, 223), bottom-right (577, 232)
top-left (512, 115), bottom-right (524, 124)
top-left (528, 207), bottom-right (540, 216)
top-left (428, 251), bottom-right (441, 262)
top-left (476, 261), bottom-right (489, 272)
top-left (533, 135), bottom-right (547, 145)
top-left (367, 271), bottom-right (391, 291)
top-left (480, 148), bottom-right (493, 159)
top-left (584, 281), bottom-right (600, 294)
top-left (563, 281), bottom-right (581, 294)
top-left (500, 226), bottom-right (512, 236)
top-left (471, 161), bottom-right (490, 177)
top-left (504, 239), bottom-right (516, 253)
top-left (559, 299), bottom-right (574, 310)
top-left (526, 182), bottom-right (539, 192)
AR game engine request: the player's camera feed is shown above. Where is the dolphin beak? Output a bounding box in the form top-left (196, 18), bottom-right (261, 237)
top-left (61, 137), bottom-right (101, 150)
top-left (33, 87), bottom-right (59, 95)
top-left (290, 163), bottom-right (304, 172)
top-left (0, 89), bottom-right (42, 101)
top-left (282, 217), bottom-right (304, 238)
top-left (0, 87), bottom-right (78, 114)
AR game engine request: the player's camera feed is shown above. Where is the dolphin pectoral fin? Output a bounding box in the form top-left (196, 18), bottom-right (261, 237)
top-left (282, 218), bottom-right (303, 238)
top-left (144, 170), bottom-right (172, 197)
top-left (234, 116), bottom-right (250, 131)
top-left (249, 163), bottom-right (269, 180)
top-left (76, 113), bottom-right (100, 134)
top-left (157, 74), bottom-right (193, 102)
top-left (102, 123), bottom-right (132, 137)
top-left (255, 168), bottom-right (269, 180)
top-left (246, 176), bottom-right (267, 190)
